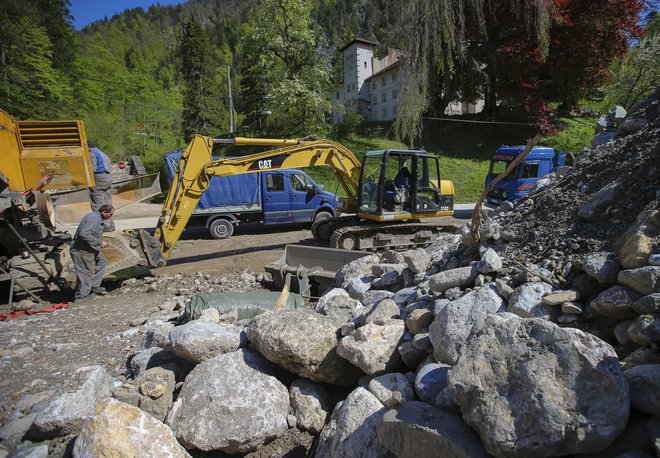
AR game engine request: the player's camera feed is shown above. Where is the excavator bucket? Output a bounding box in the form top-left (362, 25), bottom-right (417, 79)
top-left (264, 244), bottom-right (371, 299)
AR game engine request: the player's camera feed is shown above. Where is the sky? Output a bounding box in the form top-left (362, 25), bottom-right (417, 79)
top-left (69, 0), bottom-right (188, 30)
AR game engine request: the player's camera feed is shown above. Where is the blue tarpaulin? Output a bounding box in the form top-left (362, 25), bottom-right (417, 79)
top-left (165, 151), bottom-right (261, 209)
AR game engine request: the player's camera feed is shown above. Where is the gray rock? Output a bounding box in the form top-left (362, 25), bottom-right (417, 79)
top-left (143, 320), bottom-right (174, 349)
top-left (135, 367), bottom-right (176, 421)
top-left (542, 290), bottom-right (579, 306)
top-left (0, 413), bottom-right (36, 448)
top-left (631, 293), bottom-right (660, 314)
top-left (494, 279), bottom-right (514, 301)
top-left (367, 373), bottom-right (415, 408)
top-left (582, 252), bottom-right (621, 284)
top-left (316, 288), bottom-right (350, 310)
top-left (336, 254), bottom-right (380, 289)
top-left (289, 379), bottom-right (330, 434)
top-left (621, 346), bottom-right (660, 371)
top-left (381, 250), bottom-right (404, 264)
top-left (478, 248), bottom-right (503, 274)
top-left (405, 308), bottom-right (433, 335)
top-left (346, 277), bottom-right (374, 299)
top-left (337, 320), bottom-right (406, 375)
top-left (381, 271), bottom-right (403, 287)
top-left (627, 314), bottom-right (660, 346)
top-left (618, 266), bottom-right (660, 295)
top-left (623, 364), bottom-right (660, 416)
top-left (169, 321), bottom-right (247, 364)
top-left (376, 401), bottom-right (489, 458)
top-left (508, 282), bottom-right (555, 319)
top-left (171, 349), bottom-right (288, 454)
top-left (316, 293), bottom-right (362, 326)
top-left (393, 287), bottom-right (417, 307)
top-left (314, 387), bottom-right (389, 458)
top-left (30, 366), bottom-right (113, 439)
top-left (411, 332), bottom-right (431, 351)
top-left (372, 263), bottom-right (406, 277)
top-left (358, 298), bottom-right (400, 326)
top-left (247, 309), bottom-right (363, 386)
top-left (403, 249), bottom-right (432, 274)
top-left (562, 302), bottom-right (583, 314)
top-left (128, 347), bottom-right (191, 382)
top-left (449, 314), bottom-right (630, 457)
top-left (359, 289), bottom-right (395, 307)
top-left (397, 341), bottom-right (427, 371)
top-left (430, 286), bottom-right (504, 365)
top-left (590, 286), bottom-right (641, 320)
top-left (428, 264), bottom-right (479, 293)
top-left (591, 130), bottom-right (617, 148)
top-left (8, 442), bottom-right (49, 458)
top-left (198, 307), bottom-right (220, 323)
top-left (73, 398), bottom-right (190, 458)
top-left (614, 319), bottom-right (635, 346)
top-left (415, 362), bottom-right (455, 411)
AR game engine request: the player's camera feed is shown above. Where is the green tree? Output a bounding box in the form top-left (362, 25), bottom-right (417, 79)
top-left (603, 13), bottom-right (660, 110)
top-left (239, 0), bottom-right (331, 136)
top-left (178, 17), bottom-right (228, 141)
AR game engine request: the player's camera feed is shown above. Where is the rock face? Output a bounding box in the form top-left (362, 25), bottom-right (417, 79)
top-left (289, 379), bottom-right (330, 434)
top-left (170, 349), bottom-right (289, 454)
top-left (449, 314), bottom-right (630, 457)
top-left (247, 309), bottom-right (363, 386)
top-left (314, 387), bottom-right (390, 458)
top-left (73, 398), bottom-right (190, 457)
top-left (376, 401), bottom-right (489, 458)
top-left (30, 366), bottom-right (113, 439)
top-left (336, 320), bottom-right (405, 375)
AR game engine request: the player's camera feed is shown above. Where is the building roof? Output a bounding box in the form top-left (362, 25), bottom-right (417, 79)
top-left (339, 38), bottom-right (378, 53)
top-left (365, 60), bottom-right (401, 81)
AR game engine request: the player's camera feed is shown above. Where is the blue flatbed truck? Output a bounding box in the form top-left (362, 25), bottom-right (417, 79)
top-left (165, 152), bottom-right (340, 239)
top-left (484, 146), bottom-right (568, 207)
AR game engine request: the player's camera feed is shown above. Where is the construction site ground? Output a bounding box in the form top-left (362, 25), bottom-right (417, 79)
top-left (0, 203), bottom-right (471, 427)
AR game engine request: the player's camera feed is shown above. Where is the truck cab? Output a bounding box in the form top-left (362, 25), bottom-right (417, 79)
top-left (485, 146), bottom-right (566, 207)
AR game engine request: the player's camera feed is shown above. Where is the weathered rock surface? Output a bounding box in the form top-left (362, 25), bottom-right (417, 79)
top-left (376, 401), bottom-right (489, 458)
top-left (507, 282), bottom-right (555, 319)
top-left (169, 320), bottom-right (246, 364)
top-left (336, 320), bottom-right (405, 375)
top-left (367, 373), bottom-right (414, 408)
top-left (449, 314), bottom-right (630, 457)
top-left (247, 309), bottom-right (363, 386)
top-left (170, 349), bottom-right (289, 453)
top-left (289, 378), bottom-right (330, 434)
top-left (623, 364), bottom-right (660, 416)
top-left (73, 398), bottom-right (190, 457)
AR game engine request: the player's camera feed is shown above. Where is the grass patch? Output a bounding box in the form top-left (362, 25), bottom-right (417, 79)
top-left (541, 117), bottom-right (595, 154)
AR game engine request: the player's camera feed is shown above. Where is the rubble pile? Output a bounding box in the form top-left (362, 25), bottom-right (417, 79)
top-left (1, 90), bottom-right (658, 457)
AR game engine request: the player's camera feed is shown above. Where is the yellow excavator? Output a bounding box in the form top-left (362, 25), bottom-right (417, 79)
top-left (148, 135), bottom-right (454, 267)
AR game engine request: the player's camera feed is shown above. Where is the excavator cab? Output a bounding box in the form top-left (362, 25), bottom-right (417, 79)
top-left (358, 149), bottom-right (452, 220)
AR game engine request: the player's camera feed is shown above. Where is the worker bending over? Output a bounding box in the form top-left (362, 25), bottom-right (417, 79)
top-left (71, 204), bottom-right (114, 302)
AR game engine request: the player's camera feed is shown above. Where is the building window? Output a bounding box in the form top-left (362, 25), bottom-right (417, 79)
top-left (364, 62), bottom-right (367, 68)
top-left (381, 78), bottom-right (386, 87)
top-left (393, 105), bottom-right (397, 116)
top-left (372, 96), bottom-right (377, 105)
top-left (372, 82), bottom-right (376, 90)
top-left (392, 73), bottom-right (397, 82)
top-left (393, 89), bottom-right (398, 99)
top-left (346, 85), bottom-right (350, 93)
top-left (382, 93), bottom-right (387, 102)
top-left (382, 107), bottom-right (387, 118)
top-left (336, 92), bottom-right (340, 100)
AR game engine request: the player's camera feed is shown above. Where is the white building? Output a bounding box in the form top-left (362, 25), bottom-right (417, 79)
top-left (331, 38), bottom-right (483, 123)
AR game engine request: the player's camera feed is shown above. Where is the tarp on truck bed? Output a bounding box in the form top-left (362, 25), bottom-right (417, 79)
top-left (165, 151), bottom-right (260, 209)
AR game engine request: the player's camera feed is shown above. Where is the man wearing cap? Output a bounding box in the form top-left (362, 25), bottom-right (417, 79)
top-left (87, 140), bottom-right (115, 231)
top-left (71, 204), bottom-right (115, 302)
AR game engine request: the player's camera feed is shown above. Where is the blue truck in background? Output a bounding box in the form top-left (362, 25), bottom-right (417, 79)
top-left (165, 152), bottom-right (340, 239)
top-left (484, 146), bottom-right (569, 207)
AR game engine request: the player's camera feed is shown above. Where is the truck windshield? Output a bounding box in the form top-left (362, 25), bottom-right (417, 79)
top-left (489, 159), bottom-right (510, 176)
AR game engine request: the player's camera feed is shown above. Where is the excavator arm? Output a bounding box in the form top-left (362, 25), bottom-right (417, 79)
top-left (154, 135), bottom-right (363, 260)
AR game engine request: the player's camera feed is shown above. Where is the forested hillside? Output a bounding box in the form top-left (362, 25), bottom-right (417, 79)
top-left (0, 0), bottom-right (656, 175)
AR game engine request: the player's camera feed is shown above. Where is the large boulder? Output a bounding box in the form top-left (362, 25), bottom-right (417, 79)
top-left (73, 399), bottom-right (190, 457)
top-left (247, 309), bottom-right (363, 386)
top-left (449, 314), bottom-right (630, 457)
top-left (336, 254), bottom-right (380, 289)
top-left (30, 366), bottom-right (113, 439)
top-left (428, 264), bottom-right (479, 293)
top-left (170, 349), bottom-right (289, 454)
top-left (169, 321), bottom-right (247, 364)
top-left (376, 401), bottom-right (489, 458)
top-left (336, 320), bottom-right (406, 375)
top-left (429, 286), bottom-right (504, 365)
top-left (314, 387), bottom-right (390, 458)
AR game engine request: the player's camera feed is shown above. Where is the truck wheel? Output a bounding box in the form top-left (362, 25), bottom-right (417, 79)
top-left (311, 212), bottom-right (334, 242)
top-left (209, 218), bottom-right (234, 239)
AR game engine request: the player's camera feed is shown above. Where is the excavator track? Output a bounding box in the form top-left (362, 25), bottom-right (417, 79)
top-left (315, 217), bottom-right (452, 251)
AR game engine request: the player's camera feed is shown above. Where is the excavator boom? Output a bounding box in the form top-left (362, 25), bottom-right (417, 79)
top-left (154, 135), bottom-right (363, 259)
